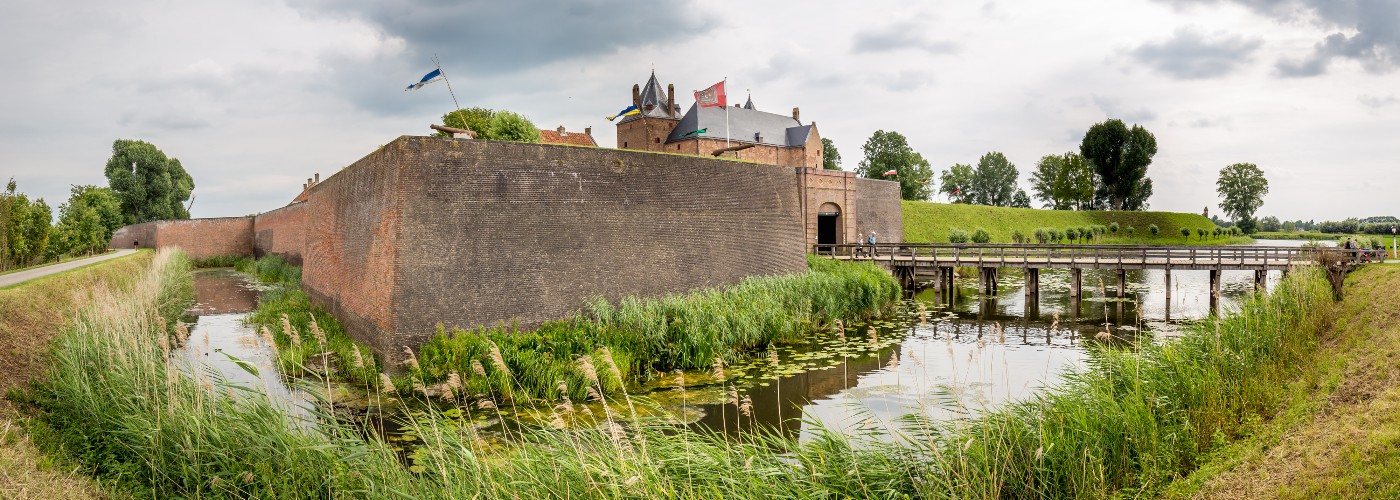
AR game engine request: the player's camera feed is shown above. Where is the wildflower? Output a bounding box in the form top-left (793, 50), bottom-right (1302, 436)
top-left (378, 373), bottom-right (397, 394)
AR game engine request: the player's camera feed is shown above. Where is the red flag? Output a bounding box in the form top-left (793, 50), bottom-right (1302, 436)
top-left (882, 169), bottom-right (898, 177)
top-left (694, 80), bottom-right (726, 108)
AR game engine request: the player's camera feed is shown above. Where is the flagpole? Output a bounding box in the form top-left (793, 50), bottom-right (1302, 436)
top-left (434, 54), bottom-right (469, 136)
top-left (724, 77), bottom-right (730, 148)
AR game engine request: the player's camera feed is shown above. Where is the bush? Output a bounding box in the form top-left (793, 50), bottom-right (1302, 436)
top-left (1181, 227), bottom-right (1191, 239)
top-left (483, 111), bottom-right (542, 143)
top-left (949, 228), bottom-right (971, 243)
top-left (1197, 228), bottom-right (1207, 240)
top-left (1149, 224), bottom-right (1160, 235)
top-left (1125, 226), bottom-right (1135, 236)
top-left (1049, 229), bottom-right (1064, 243)
top-left (1109, 222), bottom-right (1119, 234)
top-left (1033, 228), bottom-right (1049, 244)
top-left (1212, 227), bottom-right (1223, 238)
top-left (1065, 228), bottom-right (1079, 243)
top-left (1012, 230), bottom-right (1026, 244)
top-left (971, 228), bottom-right (991, 244)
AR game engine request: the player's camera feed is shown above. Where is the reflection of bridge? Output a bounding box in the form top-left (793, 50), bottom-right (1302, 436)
top-left (816, 243), bottom-right (1359, 312)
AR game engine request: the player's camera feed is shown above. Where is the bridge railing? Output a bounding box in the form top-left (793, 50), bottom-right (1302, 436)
top-left (808, 243), bottom-right (1371, 266)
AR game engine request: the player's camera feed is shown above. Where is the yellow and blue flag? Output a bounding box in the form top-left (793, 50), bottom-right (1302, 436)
top-left (606, 105), bottom-right (639, 121)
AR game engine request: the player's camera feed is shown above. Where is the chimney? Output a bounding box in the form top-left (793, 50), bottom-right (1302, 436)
top-left (314, 173), bottom-right (320, 183)
top-left (585, 126), bottom-right (592, 136)
top-left (792, 107), bottom-right (800, 122)
top-left (632, 84), bottom-right (641, 109)
top-left (666, 84), bottom-right (675, 117)
top-left (307, 178), bottom-right (313, 188)
top-left (557, 125), bottom-right (566, 134)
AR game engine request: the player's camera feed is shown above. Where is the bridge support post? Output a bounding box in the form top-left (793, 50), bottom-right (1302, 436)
top-left (1164, 269), bottom-right (1172, 318)
top-left (1069, 268), bottom-right (1083, 300)
top-left (1116, 269), bottom-right (1127, 297)
top-left (1254, 270), bottom-right (1267, 291)
top-left (979, 267), bottom-right (998, 295)
top-left (1209, 269), bottom-right (1221, 315)
top-left (1024, 268), bottom-right (1039, 303)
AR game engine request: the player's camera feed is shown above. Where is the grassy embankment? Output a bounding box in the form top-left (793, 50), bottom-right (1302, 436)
top-left (0, 250), bottom-right (119, 278)
top-left (1164, 264), bottom-right (1400, 498)
top-left (0, 250), bottom-right (151, 499)
top-left (903, 200), bottom-right (1251, 245)
top-left (22, 247), bottom-right (1343, 497)
top-left (239, 255), bottom-right (902, 401)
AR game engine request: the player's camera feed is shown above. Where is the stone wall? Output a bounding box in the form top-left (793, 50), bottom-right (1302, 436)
top-left (854, 178), bottom-right (904, 244)
top-left (108, 217), bottom-right (254, 259)
top-left (798, 169), bottom-right (859, 246)
top-left (253, 202), bottom-right (306, 265)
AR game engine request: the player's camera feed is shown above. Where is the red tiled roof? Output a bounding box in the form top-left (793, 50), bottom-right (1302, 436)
top-left (539, 128), bottom-right (596, 147)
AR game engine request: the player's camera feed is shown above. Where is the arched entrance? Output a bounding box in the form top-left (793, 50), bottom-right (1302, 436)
top-left (817, 202), bottom-right (843, 246)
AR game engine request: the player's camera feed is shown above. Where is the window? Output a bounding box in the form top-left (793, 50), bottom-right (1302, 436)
top-left (654, 137), bottom-right (660, 144)
top-left (623, 141), bottom-right (628, 147)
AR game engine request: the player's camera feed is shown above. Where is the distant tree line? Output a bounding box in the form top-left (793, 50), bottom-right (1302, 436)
top-left (1255, 215), bottom-right (1400, 235)
top-left (0, 139), bottom-right (194, 270)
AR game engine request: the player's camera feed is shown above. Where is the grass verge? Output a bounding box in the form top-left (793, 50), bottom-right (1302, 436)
top-left (903, 201), bottom-right (1252, 245)
top-left (1163, 264), bottom-right (1400, 498)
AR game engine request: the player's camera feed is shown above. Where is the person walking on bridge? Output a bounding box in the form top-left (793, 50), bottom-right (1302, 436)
top-left (868, 232), bottom-right (878, 257)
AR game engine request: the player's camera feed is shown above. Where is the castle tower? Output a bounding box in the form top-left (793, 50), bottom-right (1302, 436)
top-left (616, 71), bottom-right (682, 152)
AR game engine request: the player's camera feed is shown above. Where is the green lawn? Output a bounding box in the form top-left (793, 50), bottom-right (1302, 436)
top-left (902, 201), bottom-right (1251, 245)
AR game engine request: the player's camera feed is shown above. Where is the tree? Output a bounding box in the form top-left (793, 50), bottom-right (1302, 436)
top-left (1029, 152), bottom-right (1096, 210)
top-left (1011, 190), bottom-right (1031, 208)
top-left (1216, 162), bottom-right (1269, 235)
top-left (1079, 119), bottom-right (1157, 210)
top-left (821, 138), bottom-right (842, 170)
top-left (439, 107), bottom-right (496, 137)
top-left (969, 151), bottom-right (1020, 207)
top-left (939, 164), bottom-right (975, 203)
top-left (1259, 216), bottom-right (1281, 232)
top-left (5, 193), bottom-right (51, 266)
top-left (53, 185), bottom-right (124, 257)
top-left (483, 111), bottom-right (542, 143)
top-left (104, 140), bottom-right (194, 224)
top-left (856, 130), bottom-right (934, 200)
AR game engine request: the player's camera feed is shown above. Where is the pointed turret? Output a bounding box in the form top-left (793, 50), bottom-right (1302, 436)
top-left (634, 70), bottom-right (676, 118)
top-left (743, 94), bottom-right (756, 110)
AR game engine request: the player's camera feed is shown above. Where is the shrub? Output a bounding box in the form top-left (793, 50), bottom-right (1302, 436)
top-left (1064, 228), bottom-right (1079, 243)
top-left (971, 228), bottom-right (991, 244)
top-left (949, 228), bottom-right (971, 243)
top-left (1049, 229), bottom-right (1064, 243)
top-left (1149, 224), bottom-right (1160, 236)
top-left (1212, 227), bottom-right (1223, 238)
top-left (1197, 228), bottom-right (1207, 240)
top-left (1125, 226), bottom-right (1135, 236)
top-left (1012, 230), bottom-right (1026, 244)
top-left (1033, 228), bottom-right (1049, 244)
top-left (1109, 222), bottom-right (1119, 234)
top-left (1181, 227), bottom-right (1191, 240)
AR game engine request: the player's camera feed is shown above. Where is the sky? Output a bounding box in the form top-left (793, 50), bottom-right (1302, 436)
top-left (1, 0), bottom-right (1396, 222)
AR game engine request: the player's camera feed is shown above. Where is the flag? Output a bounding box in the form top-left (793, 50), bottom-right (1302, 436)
top-left (405, 68), bottom-right (443, 91)
top-left (680, 128), bottom-right (708, 138)
top-left (694, 80), bottom-right (726, 108)
top-left (606, 105), bottom-right (640, 121)
top-left (952, 189), bottom-right (961, 196)
top-left (882, 169), bottom-right (898, 177)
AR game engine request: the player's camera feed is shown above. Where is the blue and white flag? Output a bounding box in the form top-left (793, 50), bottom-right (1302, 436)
top-left (405, 68), bottom-right (443, 91)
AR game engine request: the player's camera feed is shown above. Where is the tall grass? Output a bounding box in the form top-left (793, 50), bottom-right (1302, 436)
top-left (25, 248), bottom-right (1339, 498)
top-left (416, 255), bottom-right (902, 401)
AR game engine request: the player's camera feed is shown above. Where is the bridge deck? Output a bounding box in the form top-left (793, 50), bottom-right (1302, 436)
top-left (812, 243), bottom-right (1367, 272)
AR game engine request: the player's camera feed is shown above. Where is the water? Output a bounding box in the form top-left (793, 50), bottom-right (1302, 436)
top-left (178, 269), bottom-right (313, 421)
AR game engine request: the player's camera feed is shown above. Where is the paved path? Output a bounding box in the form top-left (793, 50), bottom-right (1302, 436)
top-left (0, 249), bottom-right (138, 288)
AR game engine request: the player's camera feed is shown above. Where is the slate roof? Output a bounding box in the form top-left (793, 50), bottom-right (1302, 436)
top-left (538, 128), bottom-right (596, 147)
top-left (665, 103), bottom-right (812, 147)
top-left (621, 71), bottom-right (680, 123)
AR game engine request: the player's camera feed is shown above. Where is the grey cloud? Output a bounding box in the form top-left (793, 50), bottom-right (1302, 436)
top-left (1358, 93), bottom-right (1399, 107)
top-left (1091, 95), bottom-right (1157, 123)
top-left (1188, 115), bottom-right (1234, 128)
top-left (1153, 0), bottom-right (1400, 76)
top-left (851, 22), bottom-right (960, 55)
top-left (1131, 28), bottom-right (1262, 79)
top-left (118, 112), bottom-right (211, 131)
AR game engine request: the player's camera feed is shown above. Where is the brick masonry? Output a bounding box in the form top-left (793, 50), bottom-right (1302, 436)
top-left (105, 136), bottom-right (903, 364)
top-left (108, 217), bottom-right (254, 259)
top-left (253, 202), bottom-right (306, 265)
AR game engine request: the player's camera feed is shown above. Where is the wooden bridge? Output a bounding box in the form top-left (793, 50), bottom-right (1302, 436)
top-left (814, 243), bottom-right (1369, 312)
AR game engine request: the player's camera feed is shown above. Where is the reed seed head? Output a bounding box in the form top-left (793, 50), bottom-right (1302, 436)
top-left (471, 359), bottom-right (487, 377)
top-left (487, 342), bottom-right (510, 376)
top-left (886, 353), bottom-right (900, 370)
top-left (739, 395), bottom-right (753, 417)
top-left (446, 372), bottom-right (462, 391)
top-left (310, 317), bottom-right (327, 348)
top-left (351, 344), bottom-right (365, 369)
top-left (378, 373), bottom-right (397, 394)
top-left (577, 356), bottom-right (600, 384)
top-left (401, 346), bottom-right (420, 372)
top-left (711, 357), bottom-right (725, 382)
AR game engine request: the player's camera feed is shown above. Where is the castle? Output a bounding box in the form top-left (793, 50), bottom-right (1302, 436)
top-left (615, 72), bottom-right (823, 169)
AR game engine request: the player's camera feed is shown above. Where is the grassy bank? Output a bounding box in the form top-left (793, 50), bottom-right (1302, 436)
top-left (0, 250), bottom-right (148, 499)
top-left (1165, 264), bottom-right (1400, 498)
top-left (903, 201), bottom-right (1251, 245)
top-left (21, 248), bottom-right (1342, 497)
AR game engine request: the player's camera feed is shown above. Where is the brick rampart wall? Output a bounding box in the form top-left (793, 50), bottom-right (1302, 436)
top-left (799, 169), bottom-right (859, 246)
top-left (253, 203), bottom-right (307, 265)
top-left (313, 137), bottom-right (809, 362)
top-left (854, 178), bottom-right (904, 243)
top-left (301, 144), bottom-right (404, 358)
top-left (108, 217), bottom-right (254, 259)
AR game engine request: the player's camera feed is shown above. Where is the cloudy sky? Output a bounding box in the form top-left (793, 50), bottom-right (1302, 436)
top-left (2, 0), bottom-right (1396, 222)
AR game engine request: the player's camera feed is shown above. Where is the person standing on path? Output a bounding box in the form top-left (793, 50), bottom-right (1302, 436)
top-left (868, 232), bottom-right (878, 257)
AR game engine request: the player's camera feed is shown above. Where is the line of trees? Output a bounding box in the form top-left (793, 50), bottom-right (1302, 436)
top-left (1, 139), bottom-right (194, 270)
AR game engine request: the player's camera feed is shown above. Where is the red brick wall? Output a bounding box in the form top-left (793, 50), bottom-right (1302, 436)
top-left (854, 178), bottom-right (904, 243)
top-left (798, 169), bottom-right (859, 247)
top-left (109, 218), bottom-right (254, 258)
top-left (316, 137), bottom-right (808, 363)
top-left (253, 203), bottom-right (306, 265)
top-left (301, 141), bottom-right (404, 358)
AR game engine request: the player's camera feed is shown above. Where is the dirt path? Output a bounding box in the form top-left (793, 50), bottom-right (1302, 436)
top-left (0, 249), bottom-right (137, 288)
